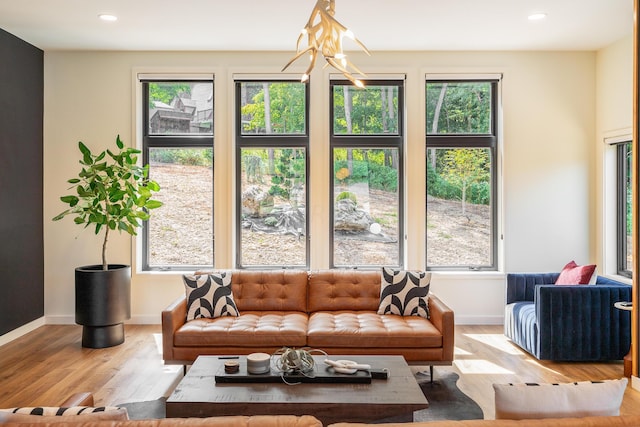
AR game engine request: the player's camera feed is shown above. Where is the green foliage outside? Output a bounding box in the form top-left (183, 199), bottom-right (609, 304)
top-left (333, 148), bottom-right (398, 192)
top-left (333, 161), bottom-right (398, 192)
top-left (241, 82), bottom-right (306, 134)
top-left (426, 82), bottom-right (491, 134)
top-left (239, 149), bottom-right (305, 201)
top-left (145, 81), bottom-right (494, 210)
top-left (427, 151), bottom-right (490, 206)
top-left (149, 148), bottom-right (213, 167)
top-left (149, 82), bottom-right (191, 108)
top-left (268, 149), bottom-right (305, 199)
top-left (333, 85), bottom-right (399, 134)
top-left (336, 191), bottom-right (358, 204)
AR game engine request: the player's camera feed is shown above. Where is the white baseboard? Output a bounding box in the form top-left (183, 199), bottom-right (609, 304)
top-left (0, 317), bottom-right (46, 346)
top-left (129, 315), bottom-right (161, 324)
top-left (46, 315), bottom-right (75, 324)
top-left (46, 315), bottom-right (161, 325)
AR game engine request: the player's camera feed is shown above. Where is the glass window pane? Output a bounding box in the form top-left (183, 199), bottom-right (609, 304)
top-left (333, 85), bottom-right (399, 135)
top-left (333, 148), bottom-right (400, 266)
top-left (426, 82), bottom-right (492, 135)
top-left (427, 148), bottom-right (492, 267)
top-left (147, 147), bottom-right (214, 267)
top-left (148, 82), bottom-right (213, 135)
top-left (239, 82), bottom-right (306, 135)
top-left (622, 142), bottom-right (632, 273)
top-left (240, 148), bottom-right (307, 266)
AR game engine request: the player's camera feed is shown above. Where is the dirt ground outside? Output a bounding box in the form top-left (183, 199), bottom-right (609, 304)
top-left (147, 163), bottom-right (491, 267)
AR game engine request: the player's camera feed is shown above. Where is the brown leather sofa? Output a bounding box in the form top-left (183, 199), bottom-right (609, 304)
top-left (4, 416), bottom-right (640, 426)
top-left (162, 270), bottom-right (454, 370)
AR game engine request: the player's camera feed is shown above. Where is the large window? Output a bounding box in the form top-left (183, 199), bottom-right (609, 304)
top-left (235, 80), bottom-right (309, 268)
top-left (142, 80), bottom-right (214, 270)
top-left (425, 79), bottom-right (498, 270)
top-left (617, 141), bottom-right (632, 277)
top-left (330, 80), bottom-right (404, 268)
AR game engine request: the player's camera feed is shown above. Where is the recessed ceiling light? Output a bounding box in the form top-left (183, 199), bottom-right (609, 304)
top-left (528, 13), bottom-right (547, 21)
top-left (98, 14), bottom-right (118, 22)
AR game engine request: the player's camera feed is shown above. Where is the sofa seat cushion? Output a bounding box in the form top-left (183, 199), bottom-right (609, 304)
top-left (307, 311), bottom-right (442, 348)
top-left (504, 302), bottom-right (538, 357)
top-left (174, 311), bottom-right (308, 348)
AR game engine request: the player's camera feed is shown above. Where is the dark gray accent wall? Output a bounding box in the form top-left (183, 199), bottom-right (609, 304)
top-left (0, 28), bottom-right (44, 336)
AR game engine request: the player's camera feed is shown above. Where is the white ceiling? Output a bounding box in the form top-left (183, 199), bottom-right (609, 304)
top-left (0, 0), bottom-right (633, 52)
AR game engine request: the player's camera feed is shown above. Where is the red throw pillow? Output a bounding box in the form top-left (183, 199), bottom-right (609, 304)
top-left (555, 260), bottom-right (597, 285)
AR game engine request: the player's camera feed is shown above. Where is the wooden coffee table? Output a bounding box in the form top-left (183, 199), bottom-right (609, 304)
top-left (166, 355), bottom-right (428, 424)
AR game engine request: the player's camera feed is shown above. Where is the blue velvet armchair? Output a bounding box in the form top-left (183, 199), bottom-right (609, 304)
top-left (504, 273), bottom-right (631, 361)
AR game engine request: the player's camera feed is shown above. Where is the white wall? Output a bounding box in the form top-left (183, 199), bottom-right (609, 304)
top-left (43, 50), bottom-right (599, 326)
top-left (595, 35), bottom-right (633, 276)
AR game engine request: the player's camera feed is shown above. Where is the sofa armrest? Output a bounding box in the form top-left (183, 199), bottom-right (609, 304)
top-left (506, 273), bottom-right (560, 304)
top-left (162, 296), bottom-right (187, 364)
top-left (535, 284), bottom-right (631, 360)
top-left (59, 392), bottom-right (94, 407)
top-left (428, 294), bottom-right (455, 363)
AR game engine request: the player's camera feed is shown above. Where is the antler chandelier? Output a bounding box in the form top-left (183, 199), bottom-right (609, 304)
top-left (282, 0), bottom-right (370, 87)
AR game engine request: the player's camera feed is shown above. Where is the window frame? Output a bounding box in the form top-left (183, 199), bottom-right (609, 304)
top-left (234, 79), bottom-right (311, 269)
top-left (425, 78), bottom-right (499, 271)
top-left (141, 79), bottom-right (215, 271)
top-left (616, 140), bottom-right (632, 278)
top-left (329, 79), bottom-right (405, 269)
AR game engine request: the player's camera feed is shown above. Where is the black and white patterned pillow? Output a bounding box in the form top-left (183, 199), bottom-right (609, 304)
top-left (377, 267), bottom-right (431, 318)
top-left (1, 407), bottom-right (120, 416)
top-left (183, 272), bottom-right (239, 321)
top-left (0, 406), bottom-right (129, 423)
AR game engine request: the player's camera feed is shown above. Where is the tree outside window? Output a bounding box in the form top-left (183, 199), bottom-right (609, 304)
top-left (142, 80), bottom-right (214, 270)
top-left (617, 141), bottom-right (632, 277)
top-left (426, 80), bottom-right (497, 270)
top-left (330, 81), bottom-right (404, 268)
top-left (236, 81), bottom-right (309, 268)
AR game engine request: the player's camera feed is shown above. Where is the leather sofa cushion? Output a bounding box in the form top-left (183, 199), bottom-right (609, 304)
top-left (174, 312), bottom-right (308, 347)
top-left (8, 415), bottom-right (322, 427)
top-left (307, 311), bottom-right (443, 348)
top-left (308, 270), bottom-right (381, 312)
top-left (232, 270), bottom-right (308, 312)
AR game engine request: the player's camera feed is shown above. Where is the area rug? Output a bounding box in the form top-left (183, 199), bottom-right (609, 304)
top-left (414, 371), bottom-right (484, 421)
top-left (117, 371), bottom-right (483, 421)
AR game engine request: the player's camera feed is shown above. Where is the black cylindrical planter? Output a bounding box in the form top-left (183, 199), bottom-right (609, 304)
top-left (75, 264), bottom-right (131, 348)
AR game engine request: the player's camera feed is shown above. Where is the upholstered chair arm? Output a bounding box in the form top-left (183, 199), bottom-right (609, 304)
top-left (162, 296), bottom-right (187, 363)
top-left (535, 284), bottom-right (631, 360)
top-left (506, 273), bottom-right (560, 304)
top-left (428, 294), bottom-right (455, 362)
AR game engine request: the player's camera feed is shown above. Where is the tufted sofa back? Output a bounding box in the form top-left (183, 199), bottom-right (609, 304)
top-left (307, 270), bottom-right (381, 312)
top-left (231, 270), bottom-right (308, 312)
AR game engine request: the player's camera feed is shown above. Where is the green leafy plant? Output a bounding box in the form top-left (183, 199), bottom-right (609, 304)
top-left (53, 135), bottom-right (163, 270)
top-left (336, 191), bottom-right (358, 204)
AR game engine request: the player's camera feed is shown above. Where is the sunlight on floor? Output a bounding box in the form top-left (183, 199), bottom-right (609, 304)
top-left (454, 347), bottom-right (473, 356)
top-left (523, 358), bottom-right (563, 376)
top-left (153, 334), bottom-right (182, 374)
top-left (454, 359), bottom-right (515, 375)
top-left (153, 333), bottom-right (163, 355)
top-left (463, 333), bottom-right (523, 355)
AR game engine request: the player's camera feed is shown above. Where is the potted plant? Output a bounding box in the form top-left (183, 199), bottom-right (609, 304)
top-left (53, 135), bottom-right (162, 348)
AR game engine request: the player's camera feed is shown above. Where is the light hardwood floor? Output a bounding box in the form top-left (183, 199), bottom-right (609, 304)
top-left (1, 324), bottom-right (639, 419)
